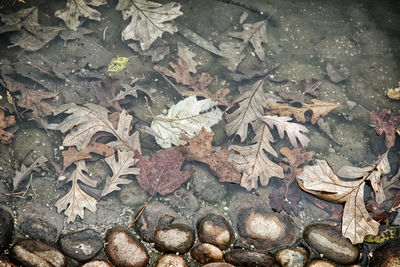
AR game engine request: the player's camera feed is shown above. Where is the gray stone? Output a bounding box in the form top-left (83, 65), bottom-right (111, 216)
top-left (154, 222), bottom-right (195, 254)
top-left (164, 187), bottom-right (200, 219)
top-left (0, 206), bottom-right (13, 253)
top-left (60, 229), bottom-right (104, 262)
top-left (191, 164), bottom-right (226, 203)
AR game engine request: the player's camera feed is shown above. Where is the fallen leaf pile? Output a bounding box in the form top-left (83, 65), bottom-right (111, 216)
top-left (0, 110), bottom-right (16, 144)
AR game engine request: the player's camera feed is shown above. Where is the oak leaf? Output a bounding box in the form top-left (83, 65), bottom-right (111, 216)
top-left (135, 147), bottom-right (193, 196)
top-left (280, 146), bottom-right (314, 189)
top-left (178, 128), bottom-right (241, 184)
top-left (266, 99), bottom-right (340, 124)
top-left (225, 79), bottom-right (270, 142)
top-left (228, 123), bottom-right (283, 190)
top-left (13, 155), bottom-right (48, 191)
top-left (0, 110), bottom-right (16, 145)
top-left (260, 115), bottom-right (310, 147)
top-left (297, 159), bottom-right (381, 244)
top-left (178, 42), bottom-right (198, 73)
top-left (100, 150), bottom-right (140, 198)
top-left (116, 0), bottom-right (183, 50)
top-left (55, 160), bottom-right (98, 223)
top-left (55, 0), bottom-right (106, 31)
top-left (154, 57), bottom-right (229, 106)
top-left (151, 96), bottom-right (223, 148)
top-left (370, 109), bottom-right (400, 149)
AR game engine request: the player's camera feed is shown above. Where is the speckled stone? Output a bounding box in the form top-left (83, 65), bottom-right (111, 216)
top-left (308, 259), bottom-right (335, 267)
top-left (224, 249), bottom-right (274, 266)
top-left (154, 223), bottom-right (195, 254)
top-left (104, 226), bottom-right (149, 267)
top-left (237, 207), bottom-right (297, 250)
top-left (196, 213), bottom-right (235, 250)
top-left (155, 254), bottom-right (188, 267)
top-left (10, 239), bottom-right (67, 267)
top-left (303, 223), bottom-right (359, 265)
top-left (81, 260), bottom-right (113, 267)
top-left (275, 247), bottom-right (308, 267)
top-left (191, 243), bottom-right (223, 264)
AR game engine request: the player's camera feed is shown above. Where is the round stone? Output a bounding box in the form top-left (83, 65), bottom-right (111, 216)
top-left (104, 226), bottom-right (149, 267)
top-left (190, 243), bottom-right (223, 264)
top-left (308, 259), bottom-right (335, 267)
top-left (224, 249), bottom-right (274, 266)
top-left (155, 254), bottom-right (188, 267)
top-left (154, 223), bottom-right (195, 254)
top-left (196, 213), bottom-right (235, 250)
top-left (10, 239), bottom-right (67, 267)
top-left (237, 207), bottom-right (297, 250)
top-left (60, 229), bottom-right (104, 262)
top-left (275, 247), bottom-right (308, 267)
top-left (81, 260), bottom-right (113, 267)
top-left (202, 263), bottom-right (235, 267)
top-left (303, 223), bottom-right (359, 265)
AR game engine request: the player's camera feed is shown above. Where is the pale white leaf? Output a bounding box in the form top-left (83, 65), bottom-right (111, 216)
top-left (178, 42), bottom-right (197, 73)
top-left (151, 96), bottom-right (223, 148)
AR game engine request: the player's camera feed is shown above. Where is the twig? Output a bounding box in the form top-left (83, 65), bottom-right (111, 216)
top-left (128, 196), bottom-right (153, 228)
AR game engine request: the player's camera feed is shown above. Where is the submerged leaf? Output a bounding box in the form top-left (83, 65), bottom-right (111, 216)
top-left (117, 0), bottom-right (183, 50)
top-left (55, 0), bottom-right (106, 31)
top-left (297, 160), bottom-right (380, 244)
top-left (370, 109), bottom-right (400, 149)
top-left (151, 96), bottom-right (223, 148)
top-left (13, 155), bottom-right (48, 191)
top-left (135, 147), bottom-right (193, 196)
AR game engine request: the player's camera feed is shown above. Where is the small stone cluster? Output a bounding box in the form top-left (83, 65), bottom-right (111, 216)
top-left (0, 205), bottom-right (391, 266)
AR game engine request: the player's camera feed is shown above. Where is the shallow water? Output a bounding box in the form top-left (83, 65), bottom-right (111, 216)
top-left (0, 0), bottom-right (399, 265)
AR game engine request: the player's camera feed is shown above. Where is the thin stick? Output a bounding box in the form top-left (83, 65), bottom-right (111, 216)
top-left (128, 196), bottom-right (153, 228)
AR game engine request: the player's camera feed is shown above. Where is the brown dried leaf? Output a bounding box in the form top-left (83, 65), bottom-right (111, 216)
top-left (0, 110), bottom-right (16, 145)
top-left (225, 79), bottom-right (269, 142)
top-left (280, 146), bottom-right (314, 189)
top-left (13, 155), bottom-right (48, 191)
top-left (228, 123), bottom-right (283, 191)
top-left (135, 147), bottom-right (193, 196)
top-left (55, 160), bottom-right (98, 223)
top-left (266, 99), bottom-right (340, 124)
top-left (178, 128), bottom-right (241, 184)
top-left (297, 160), bottom-right (380, 244)
top-left (154, 57), bottom-right (229, 106)
top-left (370, 109), bottom-right (400, 149)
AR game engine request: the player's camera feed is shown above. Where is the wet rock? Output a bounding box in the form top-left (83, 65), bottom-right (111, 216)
top-left (165, 187), bottom-right (200, 219)
top-left (12, 128), bottom-right (54, 166)
top-left (135, 201), bottom-right (185, 242)
top-left (202, 263), bottom-right (235, 267)
top-left (155, 254), bottom-right (188, 267)
top-left (59, 229), bottom-right (103, 262)
top-left (154, 219), bottom-right (195, 254)
top-left (191, 164), bottom-right (227, 203)
top-left (196, 213), bottom-right (235, 250)
top-left (275, 247), bottom-right (308, 267)
top-left (0, 259), bottom-right (17, 266)
top-left (370, 238), bottom-right (400, 267)
top-left (237, 207), bottom-right (297, 250)
top-left (18, 204), bottom-right (64, 244)
top-left (303, 223), bottom-right (359, 265)
top-left (326, 62), bottom-right (350, 83)
top-left (104, 226), bottom-right (149, 267)
top-left (10, 239), bottom-right (67, 267)
top-left (0, 206), bottom-right (13, 253)
top-left (81, 260), bottom-right (113, 267)
top-left (191, 243), bottom-right (223, 264)
top-left (308, 259), bottom-right (335, 267)
top-left (224, 249), bottom-right (274, 267)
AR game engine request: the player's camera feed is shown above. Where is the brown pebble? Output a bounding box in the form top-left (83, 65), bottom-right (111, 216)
top-left (308, 259), bottom-right (336, 267)
top-left (202, 263), bottom-right (235, 267)
top-left (81, 260), bottom-right (113, 267)
top-left (104, 226), bottom-right (149, 267)
top-left (10, 239), bottom-right (66, 267)
top-left (197, 214), bottom-right (235, 250)
top-left (224, 249), bottom-right (273, 267)
top-left (191, 243), bottom-right (223, 264)
top-left (154, 223), bottom-right (195, 253)
top-left (155, 254), bottom-right (188, 267)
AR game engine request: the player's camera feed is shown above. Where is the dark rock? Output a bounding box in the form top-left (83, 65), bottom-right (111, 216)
top-left (59, 229), bottom-right (103, 262)
top-left (326, 62), bottom-right (350, 83)
top-left (154, 221), bottom-right (195, 254)
top-left (81, 260), bottom-right (113, 267)
top-left (19, 217), bottom-right (59, 244)
top-left (104, 226), bottom-right (149, 267)
top-left (275, 247), bottom-right (308, 267)
top-left (155, 254), bottom-right (188, 267)
top-left (165, 187), bottom-right (200, 219)
top-left (10, 239), bottom-right (67, 267)
top-left (224, 249), bottom-right (274, 267)
top-left (303, 223), bottom-right (359, 265)
top-left (135, 201), bottom-right (185, 242)
top-left (237, 207), bottom-right (297, 250)
top-left (190, 243), bottom-right (223, 264)
top-left (0, 206), bottom-right (13, 253)
top-left (196, 213), bottom-right (235, 250)
top-left (202, 263), bottom-right (235, 267)
top-left (370, 238), bottom-right (400, 267)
